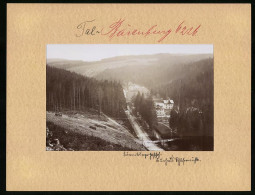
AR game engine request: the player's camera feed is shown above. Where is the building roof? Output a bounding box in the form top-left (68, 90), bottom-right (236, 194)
top-left (163, 99), bottom-right (174, 104)
top-left (154, 97), bottom-right (174, 104)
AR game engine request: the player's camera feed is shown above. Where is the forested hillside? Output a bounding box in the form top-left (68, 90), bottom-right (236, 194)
top-left (151, 58), bottom-right (213, 105)
top-left (132, 93), bottom-right (158, 128)
top-left (46, 66), bottom-right (126, 118)
top-left (150, 58), bottom-right (214, 137)
top-left (95, 56), bottom-right (213, 88)
top-left (47, 54), bottom-right (213, 137)
top-left (97, 57), bottom-right (213, 137)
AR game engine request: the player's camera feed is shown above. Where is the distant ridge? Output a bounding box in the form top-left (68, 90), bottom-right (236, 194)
top-left (47, 53), bottom-right (213, 77)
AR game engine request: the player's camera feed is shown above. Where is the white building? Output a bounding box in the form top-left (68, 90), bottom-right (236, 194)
top-left (155, 105), bottom-right (165, 117)
top-left (154, 98), bottom-right (174, 118)
top-left (163, 99), bottom-right (174, 109)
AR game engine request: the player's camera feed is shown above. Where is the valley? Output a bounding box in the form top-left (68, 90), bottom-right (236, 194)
top-left (46, 52), bottom-right (214, 151)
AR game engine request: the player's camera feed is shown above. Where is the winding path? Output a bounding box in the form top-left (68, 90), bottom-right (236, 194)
top-left (123, 89), bottom-right (163, 151)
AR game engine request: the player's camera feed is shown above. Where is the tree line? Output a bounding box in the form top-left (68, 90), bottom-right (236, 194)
top-left (46, 66), bottom-right (126, 117)
top-left (132, 92), bottom-right (158, 128)
top-left (150, 58), bottom-right (214, 136)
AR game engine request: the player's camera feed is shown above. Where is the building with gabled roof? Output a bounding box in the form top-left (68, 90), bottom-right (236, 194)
top-left (153, 97), bottom-right (174, 118)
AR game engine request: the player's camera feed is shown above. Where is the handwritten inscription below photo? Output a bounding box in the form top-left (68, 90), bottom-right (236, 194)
top-left (46, 44), bottom-right (214, 151)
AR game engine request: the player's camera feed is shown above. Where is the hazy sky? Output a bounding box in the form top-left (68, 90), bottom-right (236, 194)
top-left (47, 44), bottom-right (213, 62)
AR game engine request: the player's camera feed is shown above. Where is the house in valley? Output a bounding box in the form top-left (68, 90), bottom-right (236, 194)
top-left (154, 98), bottom-right (174, 118)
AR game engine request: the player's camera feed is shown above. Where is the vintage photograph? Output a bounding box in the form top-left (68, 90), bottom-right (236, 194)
top-left (46, 44), bottom-right (213, 151)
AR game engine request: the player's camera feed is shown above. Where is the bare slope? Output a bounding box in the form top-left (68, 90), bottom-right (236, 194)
top-left (46, 111), bottom-right (146, 151)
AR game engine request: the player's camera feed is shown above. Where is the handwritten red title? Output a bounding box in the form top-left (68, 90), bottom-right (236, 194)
top-left (76, 19), bottom-right (201, 42)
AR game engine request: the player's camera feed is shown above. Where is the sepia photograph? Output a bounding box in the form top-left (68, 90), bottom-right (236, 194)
top-left (46, 44), bottom-right (214, 151)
